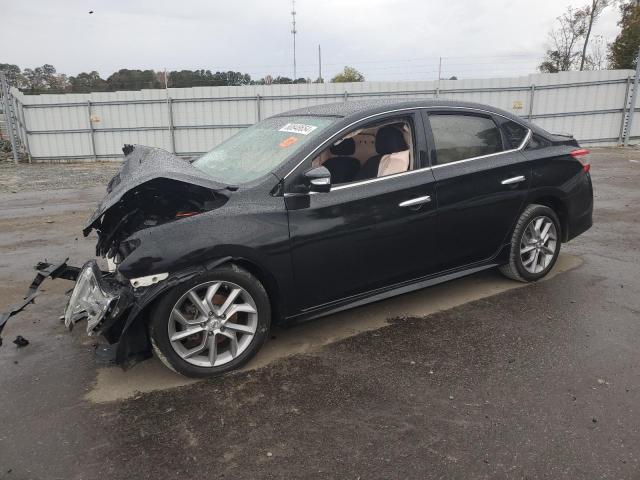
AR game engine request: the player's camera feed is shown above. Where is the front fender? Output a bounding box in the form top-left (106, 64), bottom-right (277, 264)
top-left (114, 256), bottom-right (232, 367)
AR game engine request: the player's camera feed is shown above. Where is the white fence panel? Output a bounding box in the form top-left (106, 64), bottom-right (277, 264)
top-left (10, 69), bottom-right (638, 162)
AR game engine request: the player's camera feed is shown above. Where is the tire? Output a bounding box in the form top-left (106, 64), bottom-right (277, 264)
top-left (499, 204), bottom-right (562, 283)
top-left (149, 263), bottom-right (271, 378)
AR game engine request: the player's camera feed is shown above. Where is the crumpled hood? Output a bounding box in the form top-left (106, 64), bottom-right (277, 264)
top-left (84, 145), bottom-right (225, 235)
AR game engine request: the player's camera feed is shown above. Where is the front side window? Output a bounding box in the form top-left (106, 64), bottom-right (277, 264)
top-left (429, 113), bottom-right (503, 165)
top-left (309, 117), bottom-right (416, 185)
top-left (193, 115), bottom-right (335, 185)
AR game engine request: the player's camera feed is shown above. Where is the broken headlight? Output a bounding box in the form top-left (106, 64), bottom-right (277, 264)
top-left (64, 261), bottom-right (118, 335)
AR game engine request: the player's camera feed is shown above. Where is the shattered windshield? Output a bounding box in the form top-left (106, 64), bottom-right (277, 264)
top-left (193, 115), bottom-right (335, 185)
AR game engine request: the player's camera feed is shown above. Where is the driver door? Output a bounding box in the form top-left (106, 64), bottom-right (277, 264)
top-left (284, 111), bottom-right (439, 314)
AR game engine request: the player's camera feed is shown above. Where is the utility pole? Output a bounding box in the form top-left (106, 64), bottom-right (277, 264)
top-left (436, 57), bottom-right (442, 98)
top-left (318, 44), bottom-right (322, 82)
top-left (291, 0), bottom-right (297, 80)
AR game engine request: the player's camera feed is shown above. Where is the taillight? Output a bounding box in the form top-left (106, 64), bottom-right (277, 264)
top-left (570, 148), bottom-right (590, 173)
top-left (175, 211), bottom-right (200, 218)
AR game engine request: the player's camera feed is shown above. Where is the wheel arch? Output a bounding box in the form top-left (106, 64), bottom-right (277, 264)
top-left (527, 195), bottom-right (569, 241)
top-left (113, 254), bottom-right (282, 366)
top-left (216, 257), bottom-right (283, 326)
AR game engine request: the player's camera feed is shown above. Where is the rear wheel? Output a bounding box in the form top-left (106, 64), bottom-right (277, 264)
top-left (499, 204), bottom-right (561, 282)
top-left (149, 264), bottom-right (270, 377)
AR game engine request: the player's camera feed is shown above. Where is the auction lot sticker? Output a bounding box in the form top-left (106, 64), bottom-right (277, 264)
top-left (279, 123), bottom-right (318, 135)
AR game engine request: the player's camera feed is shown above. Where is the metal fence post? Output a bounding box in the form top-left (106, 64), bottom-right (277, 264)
top-left (344, 91), bottom-right (348, 102)
top-left (618, 75), bottom-right (632, 144)
top-left (256, 94), bottom-right (262, 121)
top-left (86, 100), bottom-right (98, 160)
top-left (14, 97), bottom-right (31, 163)
top-left (528, 84), bottom-right (536, 121)
top-left (167, 97), bottom-right (176, 153)
top-left (623, 48), bottom-right (640, 146)
top-left (0, 72), bottom-right (19, 163)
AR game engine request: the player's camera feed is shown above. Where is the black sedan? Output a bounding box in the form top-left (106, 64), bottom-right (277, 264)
top-left (38, 99), bottom-right (595, 377)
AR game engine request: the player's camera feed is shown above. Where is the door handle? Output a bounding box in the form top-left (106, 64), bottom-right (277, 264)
top-left (501, 175), bottom-right (526, 185)
top-left (399, 195), bottom-right (432, 208)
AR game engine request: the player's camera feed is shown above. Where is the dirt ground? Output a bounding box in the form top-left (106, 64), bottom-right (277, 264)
top-left (0, 148), bottom-right (639, 479)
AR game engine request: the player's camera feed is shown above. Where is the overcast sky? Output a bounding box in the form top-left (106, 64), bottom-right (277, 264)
top-left (1, 0), bottom-right (624, 81)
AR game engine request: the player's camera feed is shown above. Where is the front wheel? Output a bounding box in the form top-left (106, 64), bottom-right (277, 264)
top-left (149, 264), bottom-right (271, 378)
top-left (499, 204), bottom-right (561, 282)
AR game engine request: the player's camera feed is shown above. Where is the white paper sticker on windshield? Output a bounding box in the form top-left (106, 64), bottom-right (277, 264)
top-left (279, 123), bottom-right (318, 135)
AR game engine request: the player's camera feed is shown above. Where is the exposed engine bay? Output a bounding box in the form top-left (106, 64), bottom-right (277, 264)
top-left (92, 177), bottom-right (225, 262)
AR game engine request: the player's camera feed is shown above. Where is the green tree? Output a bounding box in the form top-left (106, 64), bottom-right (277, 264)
top-left (0, 63), bottom-right (25, 87)
top-left (106, 69), bottom-right (162, 91)
top-left (272, 76), bottom-right (293, 84)
top-left (609, 1), bottom-right (640, 69)
top-left (169, 70), bottom-right (213, 87)
top-left (68, 71), bottom-right (108, 93)
top-left (211, 71), bottom-right (252, 86)
top-left (331, 66), bottom-right (365, 83)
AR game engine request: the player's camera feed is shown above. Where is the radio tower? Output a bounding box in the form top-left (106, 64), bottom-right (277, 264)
top-left (291, 0), bottom-right (297, 80)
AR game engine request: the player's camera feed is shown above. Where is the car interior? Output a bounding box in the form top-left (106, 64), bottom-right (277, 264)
top-left (312, 119), bottom-right (414, 185)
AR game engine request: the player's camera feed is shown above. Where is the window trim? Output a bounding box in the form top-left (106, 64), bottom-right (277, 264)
top-left (282, 106), bottom-right (531, 193)
top-left (498, 117), bottom-right (530, 150)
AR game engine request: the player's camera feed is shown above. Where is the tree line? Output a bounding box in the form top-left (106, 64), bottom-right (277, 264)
top-left (0, 64), bottom-right (365, 94)
top-left (540, 0), bottom-right (640, 72)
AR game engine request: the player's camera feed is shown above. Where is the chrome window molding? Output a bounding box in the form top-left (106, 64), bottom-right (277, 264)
top-left (282, 106), bottom-right (532, 193)
top-left (430, 128), bottom-right (532, 170)
top-left (330, 165), bottom-right (433, 191)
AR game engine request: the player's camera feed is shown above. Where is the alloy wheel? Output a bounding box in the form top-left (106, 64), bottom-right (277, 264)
top-left (520, 216), bottom-right (558, 274)
top-left (168, 281), bottom-right (258, 368)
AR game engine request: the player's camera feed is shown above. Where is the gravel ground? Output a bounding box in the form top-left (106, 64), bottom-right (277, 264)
top-left (0, 161), bottom-right (120, 193)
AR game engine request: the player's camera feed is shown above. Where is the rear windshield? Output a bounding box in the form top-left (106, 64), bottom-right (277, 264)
top-left (193, 115), bottom-right (335, 185)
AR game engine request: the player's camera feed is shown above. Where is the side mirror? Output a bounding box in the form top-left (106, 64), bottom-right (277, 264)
top-left (303, 166), bottom-right (332, 193)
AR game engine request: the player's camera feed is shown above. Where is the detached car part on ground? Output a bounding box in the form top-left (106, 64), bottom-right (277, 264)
top-left (1, 100), bottom-right (593, 378)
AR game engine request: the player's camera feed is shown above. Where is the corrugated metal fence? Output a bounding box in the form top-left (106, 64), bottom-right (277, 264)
top-left (9, 69), bottom-right (640, 162)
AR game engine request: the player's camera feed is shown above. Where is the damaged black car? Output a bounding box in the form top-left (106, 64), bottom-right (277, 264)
top-left (3, 99), bottom-right (593, 378)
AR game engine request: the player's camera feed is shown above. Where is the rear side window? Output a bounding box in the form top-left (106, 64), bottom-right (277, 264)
top-left (429, 114), bottom-right (503, 165)
top-left (502, 121), bottom-right (528, 149)
top-left (525, 134), bottom-right (552, 150)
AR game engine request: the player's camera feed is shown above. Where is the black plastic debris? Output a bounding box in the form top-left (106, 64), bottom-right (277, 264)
top-left (0, 292), bottom-right (37, 346)
top-left (13, 336), bottom-right (29, 348)
top-left (0, 259), bottom-right (79, 347)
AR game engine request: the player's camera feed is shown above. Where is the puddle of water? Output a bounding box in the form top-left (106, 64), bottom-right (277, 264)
top-left (86, 254), bottom-right (582, 403)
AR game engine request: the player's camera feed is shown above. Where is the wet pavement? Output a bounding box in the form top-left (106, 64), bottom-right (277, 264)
top-left (0, 148), bottom-right (639, 479)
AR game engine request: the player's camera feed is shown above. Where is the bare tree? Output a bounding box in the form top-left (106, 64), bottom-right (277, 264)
top-left (579, 0), bottom-right (611, 71)
top-left (539, 7), bottom-right (588, 72)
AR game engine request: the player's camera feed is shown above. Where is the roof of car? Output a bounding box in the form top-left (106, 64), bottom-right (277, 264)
top-left (278, 98), bottom-right (530, 127)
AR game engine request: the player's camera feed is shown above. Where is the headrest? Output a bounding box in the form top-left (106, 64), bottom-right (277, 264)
top-left (375, 126), bottom-right (408, 155)
top-left (329, 138), bottom-right (356, 156)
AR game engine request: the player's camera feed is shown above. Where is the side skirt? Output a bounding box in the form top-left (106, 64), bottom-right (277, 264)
top-left (282, 261), bottom-right (499, 327)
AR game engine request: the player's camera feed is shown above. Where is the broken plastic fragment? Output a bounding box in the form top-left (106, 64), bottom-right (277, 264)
top-left (13, 335), bottom-right (29, 348)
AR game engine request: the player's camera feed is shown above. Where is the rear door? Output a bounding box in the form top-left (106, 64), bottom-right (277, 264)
top-left (285, 111), bottom-right (439, 313)
top-left (423, 109), bottom-right (531, 271)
